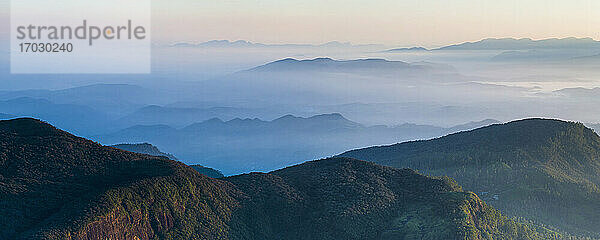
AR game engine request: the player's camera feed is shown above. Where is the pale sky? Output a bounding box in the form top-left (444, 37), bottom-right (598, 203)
top-left (151, 0), bottom-right (600, 47)
top-left (2, 0), bottom-right (600, 47)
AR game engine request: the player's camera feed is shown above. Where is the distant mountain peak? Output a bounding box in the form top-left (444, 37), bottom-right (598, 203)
top-left (308, 113), bottom-right (347, 121)
top-left (438, 37), bottom-right (600, 50)
top-left (385, 46), bottom-right (429, 52)
top-left (247, 57), bottom-right (415, 73)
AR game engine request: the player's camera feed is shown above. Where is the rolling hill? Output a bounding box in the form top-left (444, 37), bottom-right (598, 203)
top-left (0, 118), bottom-right (559, 239)
top-left (341, 118), bottom-right (600, 237)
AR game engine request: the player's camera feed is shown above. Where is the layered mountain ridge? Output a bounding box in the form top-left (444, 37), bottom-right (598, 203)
top-left (0, 118), bottom-right (560, 240)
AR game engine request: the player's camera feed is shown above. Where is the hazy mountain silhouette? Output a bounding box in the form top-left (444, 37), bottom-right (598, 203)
top-left (437, 37), bottom-right (600, 50)
top-left (0, 84), bottom-right (159, 117)
top-left (0, 113), bottom-right (14, 120)
top-left (0, 97), bottom-right (112, 135)
top-left (341, 118), bottom-right (600, 237)
top-left (170, 40), bottom-right (383, 49)
top-left (97, 113), bottom-right (499, 175)
top-left (0, 118), bottom-right (561, 239)
top-left (188, 57), bottom-right (487, 107)
top-left (246, 57), bottom-right (450, 73)
top-left (118, 105), bottom-right (284, 128)
top-left (384, 46), bottom-right (429, 52)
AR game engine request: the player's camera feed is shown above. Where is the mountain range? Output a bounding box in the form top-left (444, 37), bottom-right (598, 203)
top-left (169, 40), bottom-right (383, 49)
top-left (341, 118), bottom-right (600, 237)
top-left (170, 37), bottom-right (600, 52)
top-left (384, 47), bottom-right (429, 52)
top-left (96, 113), bottom-right (499, 175)
top-left (0, 118), bottom-right (569, 239)
top-left (190, 57), bottom-right (520, 107)
top-left (245, 57), bottom-right (456, 75)
top-left (0, 84), bottom-right (160, 118)
top-left (437, 37), bottom-right (600, 50)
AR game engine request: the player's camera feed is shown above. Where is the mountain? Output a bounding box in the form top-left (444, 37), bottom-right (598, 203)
top-left (190, 165), bottom-right (225, 178)
top-left (588, 123), bottom-right (600, 133)
top-left (0, 84), bottom-right (157, 117)
top-left (97, 113), bottom-right (499, 175)
top-left (385, 46), bottom-right (429, 52)
top-left (247, 58), bottom-right (436, 73)
top-left (117, 105), bottom-right (278, 128)
top-left (0, 118), bottom-right (239, 239)
top-left (169, 40), bottom-right (383, 49)
top-left (444, 119), bottom-right (500, 133)
top-left (490, 49), bottom-right (592, 62)
top-left (225, 158), bottom-right (552, 240)
top-left (190, 57), bottom-right (521, 107)
top-left (111, 143), bottom-right (178, 160)
top-left (0, 118), bottom-right (563, 239)
top-left (0, 113), bottom-right (14, 120)
top-left (438, 37), bottom-right (600, 50)
top-left (110, 143), bottom-right (225, 178)
top-left (554, 87), bottom-right (600, 99)
top-left (0, 97), bottom-right (112, 135)
top-left (341, 118), bottom-right (600, 237)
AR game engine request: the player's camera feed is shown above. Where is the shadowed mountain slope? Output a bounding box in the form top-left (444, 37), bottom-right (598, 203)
top-left (0, 118), bottom-right (563, 239)
top-left (341, 118), bottom-right (600, 237)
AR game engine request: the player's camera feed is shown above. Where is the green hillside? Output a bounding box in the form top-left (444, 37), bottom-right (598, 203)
top-left (0, 118), bottom-right (239, 239)
top-left (227, 158), bottom-right (553, 240)
top-left (341, 118), bottom-right (600, 237)
top-left (0, 118), bottom-right (568, 239)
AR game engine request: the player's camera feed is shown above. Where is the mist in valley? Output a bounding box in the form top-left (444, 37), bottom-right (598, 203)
top-left (1, 38), bottom-right (600, 174)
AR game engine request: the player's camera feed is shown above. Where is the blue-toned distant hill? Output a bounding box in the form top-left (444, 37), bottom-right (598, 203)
top-left (170, 40), bottom-right (383, 49)
top-left (118, 105), bottom-right (289, 128)
top-left (0, 84), bottom-right (158, 117)
top-left (384, 46), bottom-right (428, 52)
top-left (0, 97), bottom-right (112, 135)
top-left (341, 118), bottom-right (600, 237)
top-left (0, 113), bottom-right (14, 120)
top-left (246, 57), bottom-right (452, 73)
top-left (189, 57), bottom-right (524, 107)
top-left (437, 37), bottom-right (600, 50)
top-left (96, 113), bottom-right (499, 175)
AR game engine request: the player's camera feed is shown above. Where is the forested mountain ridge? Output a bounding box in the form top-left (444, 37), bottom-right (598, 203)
top-left (0, 118), bottom-right (568, 239)
top-left (0, 118), bottom-right (240, 239)
top-left (341, 118), bottom-right (600, 237)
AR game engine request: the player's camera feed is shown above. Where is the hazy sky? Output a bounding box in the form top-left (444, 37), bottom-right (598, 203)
top-left (149, 0), bottom-right (600, 47)
top-left (1, 0), bottom-right (600, 47)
